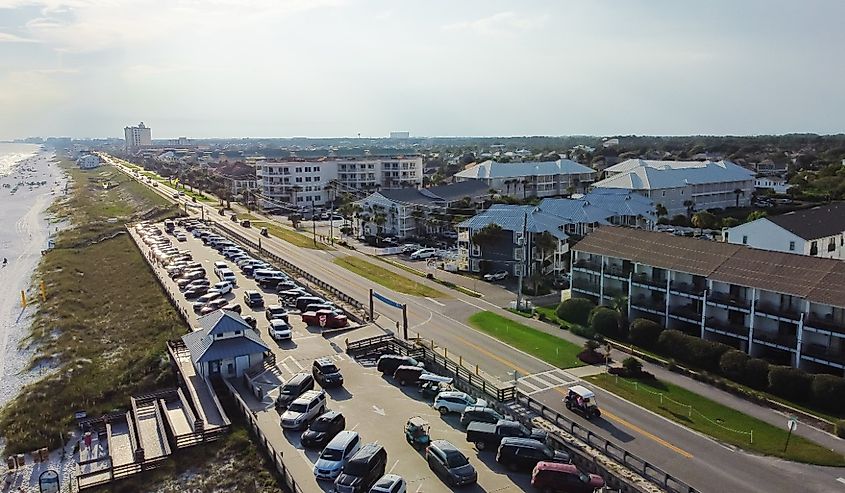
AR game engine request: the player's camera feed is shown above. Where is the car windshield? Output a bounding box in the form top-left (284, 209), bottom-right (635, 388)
top-left (519, 424), bottom-right (531, 436)
top-left (342, 460), bottom-right (369, 476)
top-left (310, 418), bottom-right (332, 432)
top-left (321, 364), bottom-right (339, 373)
top-left (280, 385), bottom-right (296, 395)
top-left (288, 403), bottom-right (307, 413)
top-left (465, 395), bottom-right (477, 405)
top-left (444, 451), bottom-right (468, 468)
top-left (579, 473), bottom-right (590, 483)
top-left (320, 447), bottom-right (342, 461)
top-left (540, 445), bottom-right (555, 458)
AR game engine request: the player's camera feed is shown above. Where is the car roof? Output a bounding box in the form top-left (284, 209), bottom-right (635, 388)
top-left (284, 372), bottom-right (311, 385)
top-left (314, 357), bottom-right (336, 367)
top-left (326, 430), bottom-right (358, 448)
top-left (569, 385), bottom-right (595, 398)
top-left (500, 437), bottom-right (544, 447)
top-left (534, 461), bottom-right (579, 473)
top-left (291, 389), bottom-right (323, 404)
top-left (316, 410), bottom-right (341, 421)
top-left (373, 474), bottom-right (403, 488)
top-left (349, 442), bottom-right (384, 462)
top-left (268, 304), bottom-right (285, 310)
top-left (430, 439), bottom-right (460, 453)
top-left (435, 391), bottom-right (468, 399)
top-left (245, 290), bottom-right (259, 295)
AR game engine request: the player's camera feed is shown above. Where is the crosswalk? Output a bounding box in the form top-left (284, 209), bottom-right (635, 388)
top-left (516, 368), bottom-right (577, 395)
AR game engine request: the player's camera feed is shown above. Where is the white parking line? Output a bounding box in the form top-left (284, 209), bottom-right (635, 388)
top-left (837, 477), bottom-right (845, 484)
top-left (351, 423), bottom-right (359, 431)
top-left (388, 459), bottom-right (399, 474)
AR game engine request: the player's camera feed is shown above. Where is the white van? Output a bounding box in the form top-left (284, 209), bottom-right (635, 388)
top-left (313, 431), bottom-right (360, 481)
top-left (410, 248), bottom-right (437, 260)
top-left (280, 389), bottom-right (326, 430)
top-left (253, 269), bottom-right (285, 282)
top-left (216, 268), bottom-right (237, 285)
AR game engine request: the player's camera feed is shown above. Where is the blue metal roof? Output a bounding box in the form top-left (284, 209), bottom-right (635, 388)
top-left (457, 204), bottom-right (570, 241)
top-left (455, 159), bottom-right (595, 180)
top-left (197, 310), bottom-right (252, 336)
top-left (185, 311), bottom-right (270, 365)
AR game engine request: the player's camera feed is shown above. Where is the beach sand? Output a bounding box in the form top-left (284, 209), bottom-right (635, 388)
top-left (0, 149), bottom-right (67, 410)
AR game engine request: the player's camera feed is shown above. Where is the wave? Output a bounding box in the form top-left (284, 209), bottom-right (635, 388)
top-left (0, 146), bottom-right (40, 177)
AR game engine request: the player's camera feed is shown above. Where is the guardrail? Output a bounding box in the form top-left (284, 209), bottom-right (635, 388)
top-left (222, 380), bottom-right (307, 493)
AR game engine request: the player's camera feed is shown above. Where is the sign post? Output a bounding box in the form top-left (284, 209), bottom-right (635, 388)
top-left (784, 417), bottom-right (797, 452)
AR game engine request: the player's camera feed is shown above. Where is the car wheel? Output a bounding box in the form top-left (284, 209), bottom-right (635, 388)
top-left (399, 379), bottom-right (407, 386)
top-left (475, 441), bottom-right (486, 451)
top-left (438, 406), bottom-right (449, 415)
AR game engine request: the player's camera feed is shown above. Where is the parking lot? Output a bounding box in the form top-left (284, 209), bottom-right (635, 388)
top-left (139, 220), bottom-right (535, 493)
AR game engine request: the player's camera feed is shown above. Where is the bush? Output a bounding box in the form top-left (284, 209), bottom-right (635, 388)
top-left (669, 214), bottom-right (689, 226)
top-left (719, 350), bottom-right (749, 382)
top-left (567, 324), bottom-right (596, 339)
top-left (811, 374), bottom-right (845, 412)
top-left (836, 420), bottom-right (845, 439)
top-left (583, 339), bottom-right (601, 352)
top-left (622, 357), bottom-right (643, 376)
top-left (556, 298), bottom-right (595, 326)
top-left (628, 318), bottom-right (663, 348)
top-left (744, 358), bottom-right (770, 390)
top-left (656, 329), bottom-right (732, 372)
top-left (768, 365), bottom-right (813, 402)
top-left (589, 306), bottom-right (622, 338)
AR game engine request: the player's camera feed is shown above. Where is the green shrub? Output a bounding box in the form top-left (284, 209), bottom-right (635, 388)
top-left (556, 298), bottom-right (595, 326)
top-left (768, 365), bottom-right (813, 402)
top-left (656, 329), bottom-right (732, 372)
top-left (628, 318), bottom-right (663, 348)
top-left (811, 374), bottom-right (845, 412)
top-left (566, 324), bottom-right (596, 339)
top-left (583, 339), bottom-right (600, 352)
top-left (719, 350), bottom-right (749, 382)
top-left (744, 358), bottom-right (770, 390)
top-left (589, 306), bottom-right (623, 338)
top-left (836, 420), bottom-right (845, 439)
top-left (622, 357), bottom-right (643, 376)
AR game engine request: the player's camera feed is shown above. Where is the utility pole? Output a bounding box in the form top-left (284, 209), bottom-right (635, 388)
top-left (312, 202), bottom-right (317, 246)
top-left (516, 211), bottom-right (528, 311)
top-left (328, 184), bottom-right (335, 245)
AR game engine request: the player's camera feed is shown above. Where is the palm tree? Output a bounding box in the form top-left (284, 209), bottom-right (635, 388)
top-left (683, 200), bottom-right (695, 218)
top-left (411, 207), bottom-right (426, 237)
top-left (471, 223), bottom-right (503, 254)
top-left (373, 213), bottom-right (387, 238)
top-left (534, 231), bottom-right (558, 273)
top-left (520, 179), bottom-right (529, 200)
top-left (655, 203), bottom-right (668, 218)
top-left (691, 211), bottom-right (716, 234)
top-left (609, 294), bottom-right (629, 335)
top-left (733, 188), bottom-right (744, 208)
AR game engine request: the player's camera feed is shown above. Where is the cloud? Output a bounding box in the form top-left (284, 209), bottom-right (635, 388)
top-left (0, 31), bottom-right (39, 42)
top-left (443, 11), bottom-right (547, 34)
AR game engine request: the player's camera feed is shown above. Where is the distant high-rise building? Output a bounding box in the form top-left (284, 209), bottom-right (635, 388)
top-left (389, 131), bottom-right (410, 139)
top-left (124, 122), bottom-right (152, 151)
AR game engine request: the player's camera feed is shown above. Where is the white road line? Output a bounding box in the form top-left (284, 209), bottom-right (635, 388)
top-left (388, 459), bottom-right (399, 474)
top-left (529, 374), bottom-right (558, 389)
top-left (541, 371), bottom-right (570, 384)
top-left (517, 378), bottom-right (542, 392)
top-left (351, 423), bottom-right (359, 431)
top-left (837, 477), bottom-right (845, 484)
top-left (459, 299), bottom-right (487, 311)
top-left (415, 482), bottom-right (424, 493)
top-left (425, 297), bottom-right (445, 306)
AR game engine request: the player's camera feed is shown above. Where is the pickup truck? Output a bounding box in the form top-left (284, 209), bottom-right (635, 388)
top-left (465, 419), bottom-right (547, 451)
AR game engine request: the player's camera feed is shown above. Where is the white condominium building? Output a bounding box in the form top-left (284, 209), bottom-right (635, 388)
top-left (256, 156), bottom-right (423, 208)
top-left (124, 122), bottom-right (152, 151)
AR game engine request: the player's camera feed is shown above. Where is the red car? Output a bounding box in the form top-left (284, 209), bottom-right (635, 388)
top-left (301, 309), bottom-right (348, 329)
top-left (531, 462), bottom-right (604, 493)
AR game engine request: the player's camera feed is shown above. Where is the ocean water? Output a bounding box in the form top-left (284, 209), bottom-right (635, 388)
top-left (0, 142), bottom-right (41, 177)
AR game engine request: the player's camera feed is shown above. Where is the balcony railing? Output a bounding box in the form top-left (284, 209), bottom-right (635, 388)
top-left (805, 314), bottom-right (845, 335)
top-left (603, 265), bottom-right (631, 279)
top-left (755, 301), bottom-right (802, 320)
top-left (573, 259), bottom-right (601, 272)
top-left (705, 317), bottom-right (748, 337)
top-left (632, 272), bottom-right (668, 289)
top-left (572, 280), bottom-right (600, 293)
top-left (631, 296), bottom-right (666, 313)
top-left (707, 291), bottom-right (751, 310)
top-left (669, 281), bottom-right (706, 296)
top-left (670, 304), bottom-right (702, 321)
top-left (802, 343), bottom-right (845, 366)
top-left (754, 331), bottom-right (797, 349)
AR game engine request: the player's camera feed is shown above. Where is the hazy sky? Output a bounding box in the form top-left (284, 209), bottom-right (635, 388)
top-left (1, 0), bottom-right (843, 139)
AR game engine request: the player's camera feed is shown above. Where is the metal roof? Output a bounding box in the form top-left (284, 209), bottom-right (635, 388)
top-left (197, 309), bottom-right (253, 336)
top-left (183, 326), bottom-right (269, 364)
top-left (573, 226), bottom-right (845, 307)
top-left (455, 159), bottom-right (595, 180)
top-left (457, 205), bottom-right (570, 241)
top-left (594, 159), bottom-right (754, 190)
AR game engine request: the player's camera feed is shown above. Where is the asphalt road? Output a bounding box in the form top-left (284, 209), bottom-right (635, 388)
top-left (110, 156), bottom-right (845, 493)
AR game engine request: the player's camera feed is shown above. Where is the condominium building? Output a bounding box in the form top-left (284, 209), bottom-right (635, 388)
top-left (571, 226), bottom-right (845, 375)
top-left (592, 159), bottom-right (755, 216)
top-left (454, 159), bottom-right (596, 198)
top-left (256, 156), bottom-right (423, 208)
top-left (124, 122), bottom-right (152, 151)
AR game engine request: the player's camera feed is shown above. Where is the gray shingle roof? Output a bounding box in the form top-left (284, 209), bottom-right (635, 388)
top-left (378, 189), bottom-right (440, 205)
top-left (426, 180), bottom-right (491, 203)
top-left (766, 203), bottom-right (845, 240)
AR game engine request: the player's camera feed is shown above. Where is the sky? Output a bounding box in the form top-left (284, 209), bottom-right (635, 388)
top-left (0, 0), bottom-right (844, 139)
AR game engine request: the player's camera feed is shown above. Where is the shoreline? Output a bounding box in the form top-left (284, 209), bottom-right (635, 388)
top-left (0, 150), bottom-right (67, 413)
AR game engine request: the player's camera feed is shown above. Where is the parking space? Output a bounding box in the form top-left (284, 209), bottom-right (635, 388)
top-left (143, 220), bottom-right (535, 493)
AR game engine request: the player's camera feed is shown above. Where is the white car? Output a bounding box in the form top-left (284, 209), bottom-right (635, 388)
top-left (483, 271), bottom-right (508, 282)
top-left (269, 319), bottom-right (292, 340)
top-left (410, 248), bottom-right (436, 260)
top-left (175, 232), bottom-right (187, 242)
top-left (370, 474), bottom-right (406, 493)
top-left (281, 390), bottom-right (326, 430)
top-left (216, 268), bottom-right (237, 285)
top-left (211, 281), bottom-right (233, 295)
top-left (313, 431), bottom-right (360, 481)
top-left (213, 261), bottom-right (228, 277)
top-left (433, 391), bottom-right (487, 415)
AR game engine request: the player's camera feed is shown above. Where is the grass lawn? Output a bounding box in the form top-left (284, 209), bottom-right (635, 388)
top-left (535, 304), bottom-right (565, 325)
top-left (333, 256), bottom-right (446, 298)
top-left (254, 221), bottom-right (331, 250)
top-left (588, 373), bottom-right (845, 466)
top-left (467, 311), bottom-right (584, 369)
top-left (377, 257), bottom-right (482, 298)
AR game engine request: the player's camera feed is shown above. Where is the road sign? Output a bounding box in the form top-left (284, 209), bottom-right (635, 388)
top-left (787, 417), bottom-right (797, 432)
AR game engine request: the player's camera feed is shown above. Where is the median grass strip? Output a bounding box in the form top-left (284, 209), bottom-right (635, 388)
top-left (587, 373), bottom-right (845, 466)
top-left (254, 221), bottom-right (331, 250)
top-left (377, 257), bottom-right (482, 298)
top-left (467, 311), bottom-right (584, 369)
top-left (333, 256), bottom-right (446, 298)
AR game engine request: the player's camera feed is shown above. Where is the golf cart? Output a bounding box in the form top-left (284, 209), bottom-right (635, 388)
top-left (404, 416), bottom-right (430, 449)
top-left (418, 373), bottom-right (453, 399)
top-left (564, 385), bottom-right (601, 420)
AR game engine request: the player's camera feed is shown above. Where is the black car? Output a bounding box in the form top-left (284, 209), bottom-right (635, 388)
top-left (266, 304), bottom-right (289, 322)
top-left (460, 406), bottom-right (504, 427)
top-left (334, 443), bottom-right (387, 493)
top-left (243, 290), bottom-right (264, 308)
top-left (313, 358), bottom-right (344, 388)
top-left (224, 303), bottom-right (242, 314)
top-left (275, 373), bottom-right (315, 411)
top-left (183, 287), bottom-right (207, 299)
top-left (243, 315), bottom-right (257, 329)
top-left (376, 354), bottom-right (422, 375)
top-left (300, 410), bottom-right (345, 449)
top-left (496, 437), bottom-right (569, 472)
top-left (275, 280), bottom-right (299, 292)
top-left (426, 440), bottom-right (477, 486)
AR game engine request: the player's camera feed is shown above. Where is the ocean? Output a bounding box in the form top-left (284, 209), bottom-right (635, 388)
top-left (0, 142), bottom-right (42, 177)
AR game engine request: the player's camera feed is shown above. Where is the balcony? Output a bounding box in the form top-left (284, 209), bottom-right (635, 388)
top-left (754, 301), bottom-right (802, 321)
top-left (705, 317), bottom-right (748, 338)
top-left (804, 313), bottom-right (845, 336)
top-left (707, 291), bottom-right (751, 311)
top-left (754, 331), bottom-right (797, 350)
top-left (573, 259), bottom-right (601, 273)
top-left (801, 343), bottom-right (845, 367)
top-left (603, 264), bottom-right (631, 280)
top-left (630, 295), bottom-right (666, 314)
top-left (631, 272), bottom-right (668, 290)
top-left (603, 287), bottom-right (626, 299)
top-left (669, 281), bottom-right (706, 297)
top-left (670, 304), bottom-right (702, 322)
top-left (572, 279), bottom-right (600, 294)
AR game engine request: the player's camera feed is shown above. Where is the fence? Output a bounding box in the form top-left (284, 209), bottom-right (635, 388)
top-left (222, 380), bottom-right (307, 493)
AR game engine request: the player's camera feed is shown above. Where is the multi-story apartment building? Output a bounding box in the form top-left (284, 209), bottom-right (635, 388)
top-left (454, 159), bottom-right (596, 198)
top-left (123, 122), bottom-right (152, 151)
top-left (571, 226), bottom-right (845, 375)
top-left (724, 203), bottom-right (845, 259)
top-left (592, 159), bottom-right (755, 216)
top-left (256, 156), bottom-right (423, 209)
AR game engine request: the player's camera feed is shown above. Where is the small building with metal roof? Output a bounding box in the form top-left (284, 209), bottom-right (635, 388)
top-left (181, 310), bottom-right (270, 378)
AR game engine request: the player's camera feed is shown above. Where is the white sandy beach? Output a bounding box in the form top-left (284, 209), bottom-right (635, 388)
top-left (0, 146), bottom-right (66, 411)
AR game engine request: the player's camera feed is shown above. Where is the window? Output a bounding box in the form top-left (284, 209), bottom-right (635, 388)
top-left (828, 239), bottom-right (836, 252)
top-left (742, 235), bottom-right (748, 245)
top-left (789, 241), bottom-right (795, 251)
top-left (305, 166), bottom-right (311, 172)
top-left (470, 243), bottom-right (480, 256)
top-left (315, 166), bottom-right (320, 172)
top-left (295, 167), bottom-right (302, 173)
top-left (234, 330), bottom-right (242, 336)
top-left (295, 177), bottom-right (302, 183)
top-left (305, 176), bottom-right (312, 182)
top-left (811, 241), bottom-right (819, 256)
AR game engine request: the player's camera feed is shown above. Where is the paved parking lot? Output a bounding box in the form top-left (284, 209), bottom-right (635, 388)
top-left (151, 222), bottom-right (534, 493)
